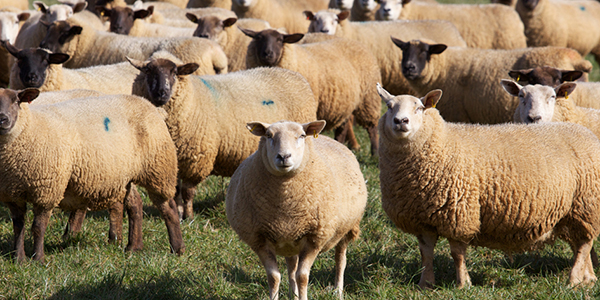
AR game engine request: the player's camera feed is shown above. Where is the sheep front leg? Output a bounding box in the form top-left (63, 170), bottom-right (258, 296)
top-left (366, 124), bottom-right (379, 157)
top-left (6, 202), bottom-right (27, 262)
top-left (257, 248), bottom-right (281, 300)
top-left (125, 185), bottom-right (144, 252)
top-left (285, 255), bottom-right (299, 300)
top-left (334, 116), bottom-right (360, 151)
top-left (569, 239), bottom-right (597, 286)
top-left (31, 205), bottom-right (53, 263)
top-left (175, 183), bottom-right (196, 220)
top-left (448, 238), bottom-right (471, 288)
top-left (63, 209), bottom-right (86, 240)
top-left (296, 244), bottom-right (321, 300)
top-left (108, 201), bottom-right (124, 245)
top-left (417, 232), bottom-right (438, 289)
top-left (334, 239), bottom-right (349, 299)
top-left (151, 195), bottom-right (184, 255)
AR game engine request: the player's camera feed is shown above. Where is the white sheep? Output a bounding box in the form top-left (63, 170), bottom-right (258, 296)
top-left (516, 0), bottom-right (600, 61)
top-left (305, 9), bottom-right (466, 95)
top-left (0, 9), bottom-right (29, 88)
top-left (128, 51), bottom-right (318, 220)
top-left (376, 0), bottom-right (527, 49)
top-left (186, 15), bottom-right (271, 72)
top-left (243, 28), bottom-right (382, 155)
top-left (392, 38), bottom-right (593, 124)
top-left (0, 88), bottom-right (184, 263)
top-left (377, 83), bottom-right (600, 288)
top-left (39, 18), bottom-right (228, 75)
top-left (226, 120), bottom-right (367, 300)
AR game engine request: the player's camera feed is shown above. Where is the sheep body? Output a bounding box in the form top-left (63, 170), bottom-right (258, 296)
top-left (0, 0), bottom-right (28, 10)
top-left (231, 0), bottom-right (316, 33)
top-left (186, 0), bottom-right (232, 9)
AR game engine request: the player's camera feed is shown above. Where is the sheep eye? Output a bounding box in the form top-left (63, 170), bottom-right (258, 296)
top-left (300, 134), bottom-right (306, 139)
top-left (416, 106), bottom-right (424, 113)
top-left (266, 134), bottom-right (273, 139)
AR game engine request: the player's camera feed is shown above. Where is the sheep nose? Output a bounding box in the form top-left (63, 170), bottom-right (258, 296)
top-left (0, 114), bottom-right (9, 126)
top-left (404, 62), bottom-right (416, 71)
top-left (25, 73), bottom-right (38, 82)
top-left (158, 89), bottom-right (169, 98)
top-left (383, 7), bottom-right (391, 12)
top-left (527, 115), bottom-right (542, 123)
top-left (320, 29), bottom-right (329, 33)
top-left (276, 153), bottom-right (291, 161)
top-left (393, 117), bottom-right (408, 125)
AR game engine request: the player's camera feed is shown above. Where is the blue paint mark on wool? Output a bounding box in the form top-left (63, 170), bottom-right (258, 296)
top-left (104, 117), bottom-right (110, 132)
top-left (262, 100), bottom-right (275, 106)
top-left (200, 78), bottom-right (219, 99)
top-left (580, 5), bottom-right (586, 11)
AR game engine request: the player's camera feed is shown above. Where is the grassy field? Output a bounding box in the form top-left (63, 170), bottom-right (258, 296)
top-left (2, 0), bottom-right (600, 299)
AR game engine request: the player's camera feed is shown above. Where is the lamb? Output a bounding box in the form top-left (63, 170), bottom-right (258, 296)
top-left (226, 120), bottom-right (367, 300)
top-left (128, 51), bottom-right (318, 220)
top-left (186, 0), bottom-right (232, 9)
top-left (187, 15), bottom-right (270, 72)
top-left (516, 0), bottom-right (600, 62)
top-left (376, 0), bottom-right (527, 49)
top-left (243, 28), bottom-right (382, 155)
top-left (376, 84), bottom-right (600, 288)
top-left (305, 9), bottom-right (466, 95)
top-left (231, 0), bottom-right (321, 33)
top-left (96, 5), bottom-right (196, 36)
top-left (508, 66), bottom-right (600, 109)
top-left (392, 38), bottom-right (593, 124)
top-left (4, 42), bottom-right (139, 93)
top-left (0, 88), bottom-right (184, 263)
top-left (0, 9), bottom-right (29, 88)
top-left (38, 17), bottom-right (228, 74)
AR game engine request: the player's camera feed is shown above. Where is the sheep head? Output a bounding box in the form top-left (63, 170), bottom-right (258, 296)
top-left (34, 1), bottom-right (87, 23)
top-left (187, 14), bottom-right (237, 42)
top-left (305, 10), bottom-right (349, 35)
top-left (391, 38), bottom-right (446, 81)
top-left (0, 88), bottom-right (39, 135)
top-left (96, 5), bottom-right (153, 35)
top-left (2, 41), bottom-right (69, 88)
top-left (240, 28), bottom-right (304, 67)
top-left (508, 66), bottom-right (584, 87)
top-left (39, 20), bottom-right (82, 55)
top-left (0, 11), bottom-right (29, 44)
top-left (247, 120), bottom-right (326, 176)
top-left (376, 0), bottom-right (404, 20)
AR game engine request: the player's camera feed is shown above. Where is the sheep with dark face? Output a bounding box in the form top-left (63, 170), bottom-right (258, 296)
top-left (96, 5), bottom-right (197, 36)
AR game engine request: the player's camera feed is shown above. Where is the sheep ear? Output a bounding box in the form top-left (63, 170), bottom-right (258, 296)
top-left (176, 63), bottom-right (199, 76)
top-left (126, 56), bottom-right (148, 71)
top-left (428, 44), bottom-right (447, 55)
top-left (239, 27), bottom-right (258, 38)
top-left (34, 1), bottom-right (48, 13)
top-left (390, 37), bottom-right (408, 51)
top-left (508, 69), bottom-right (530, 82)
top-left (376, 82), bottom-right (395, 104)
top-left (246, 121), bottom-right (270, 136)
top-left (560, 70), bottom-right (583, 82)
top-left (134, 7), bottom-right (153, 20)
top-left (303, 10), bottom-right (315, 20)
top-left (73, 1), bottom-right (88, 13)
top-left (48, 53), bottom-right (70, 64)
top-left (500, 79), bottom-right (522, 97)
top-left (96, 6), bottom-right (111, 17)
top-left (302, 120), bottom-right (326, 137)
top-left (422, 89), bottom-right (442, 109)
top-left (1, 40), bottom-right (21, 59)
top-left (222, 17), bottom-right (237, 27)
top-left (555, 82), bottom-right (577, 99)
top-left (17, 12), bottom-right (30, 22)
top-left (283, 33), bottom-right (304, 44)
top-left (186, 13), bottom-right (198, 23)
top-left (18, 88), bottom-right (40, 104)
top-left (338, 10), bottom-right (350, 21)
top-left (403, 0), bottom-right (412, 4)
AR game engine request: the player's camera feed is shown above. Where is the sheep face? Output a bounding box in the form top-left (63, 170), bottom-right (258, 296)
top-left (0, 88), bottom-right (39, 135)
top-left (377, 83), bottom-right (441, 140)
top-left (39, 21), bottom-right (82, 55)
top-left (3, 41), bottom-right (70, 88)
top-left (334, 0), bottom-right (354, 10)
top-left (241, 28), bottom-right (304, 66)
top-left (509, 66), bottom-right (584, 87)
top-left (187, 14), bottom-right (237, 41)
top-left (501, 79), bottom-right (576, 124)
top-left (247, 120), bottom-right (326, 176)
top-left (96, 6), bottom-right (153, 35)
top-left (232, 0), bottom-right (255, 8)
top-left (358, 0), bottom-right (378, 11)
top-left (0, 12), bottom-right (29, 44)
top-left (34, 1), bottom-right (87, 23)
top-left (305, 10), bottom-right (349, 35)
top-left (391, 38), bottom-right (447, 81)
top-left (377, 0), bottom-right (405, 20)
top-left (128, 57), bottom-right (199, 107)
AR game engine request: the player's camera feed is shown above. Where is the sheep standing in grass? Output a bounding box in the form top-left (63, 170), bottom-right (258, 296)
top-left (0, 88), bottom-right (184, 262)
top-left (305, 9), bottom-right (466, 96)
top-left (129, 51), bottom-right (318, 220)
top-left (377, 84), bottom-right (600, 288)
top-left (226, 120), bottom-right (367, 300)
top-left (376, 0), bottom-right (526, 49)
top-left (516, 0), bottom-right (600, 61)
top-left (243, 28), bottom-right (381, 155)
top-left (393, 39), bottom-right (593, 124)
top-left (39, 18), bottom-right (227, 74)
top-left (508, 66), bottom-right (600, 109)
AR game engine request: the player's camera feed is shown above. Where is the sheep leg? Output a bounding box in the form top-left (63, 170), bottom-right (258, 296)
top-left (125, 185), bottom-right (144, 252)
top-left (296, 244), bottom-right (320, 300)
top-left (334, 116), bottom-right (360, 151)
top-left (448, 238), bottom-right (471, 288)
top-left (417, 232), bottom-right (438, 289)
top-left (366, 124), bottom-right (379, 157)
top-left (108, 201), bottom-right (124, 245)
top-left (31, 205), bottom-right (53, 263)
top-left (257, 248), bottom-right (281, 300)
top-left (175, 182), bottom-right (196, 220)
top-left (334, 239), bottom-right (349, 299)
top-left (285, 255), bottom-right (299, 300)
top-left (591, 246), bottom-right (599, 268)
top-left (150, 194), bottom-right (185, 255)
top-left (63, 209), bottom-right (86, 240)
top-left (6, 201), bottom-right (27, 263)
top-left (569, 239), bottom-right (597, 286)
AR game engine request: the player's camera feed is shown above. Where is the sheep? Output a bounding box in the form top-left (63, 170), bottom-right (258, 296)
top-left (376, 84), bottom-right (600, 288)
top-left (350, 0), bottom-right (379, 21)
top-left (376, 0), bottom-right (527, 50)
top-left (516, 0), bottom-right (600, 62)
top-left (38, 18), bottom-right (228, 75)
top-left (160, 6), bottom-right (236, 26)
top-left (392, 38), bottom-right (593, 124)
top-left (96, 5), bottom-right (196, 36)
top-left (231, 0), bottom-right (324, 33)
top-left (329, 0), bottom-right (354, 10)
top-left (0, 9), bottom-right (29, 88)
top-left (0, 88), bottom-right (184, 263)
top-left (304, 9), bottom-right (467, 95)
top-left (4, 42), bottom-right (139, 93)
top-left (226, 120), bottom-right (367, 300)
top-left (508, 66), bottom-right (600, 109)
top-left (243, 28), bottom-right (382, 155)
top-left (187, 15), bottom-right (270, 72)
top-left (128, 51), bottom-right (318, 220)
top-left (186, 0), bottom-right (232, 9)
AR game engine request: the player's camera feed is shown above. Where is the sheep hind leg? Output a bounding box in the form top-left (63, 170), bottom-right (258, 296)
top-left (365, 124), bottom-right (379, 157)
top-left (125, 184), bottom-right (144, 252)
top-left (6, 201), bottom-right (27, 263)
top-left (257, 247), bottom-right (281, 300)
top-left (31, 205), bottom-right (53, 263)
top-left (334, 238), bottom-right (349, 299)
top-left (63, 209), bottom-right (86, 240)
top-left (285, 255), bottom-right (299, 300)
top-left (448, 238), bottom-right (471, 288)
top-left (150, 194), bottom-right (184, 255)
top-left (334, 116), bottom-right (360, 151)
top-left (417, 232), bottom-right (438, 289)
top-left (569, 239), bottom-right (597, 287)
top-left (175, 182), bottom-right (196, 220)
top-left (107, 201), bottom-right (124, 245)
